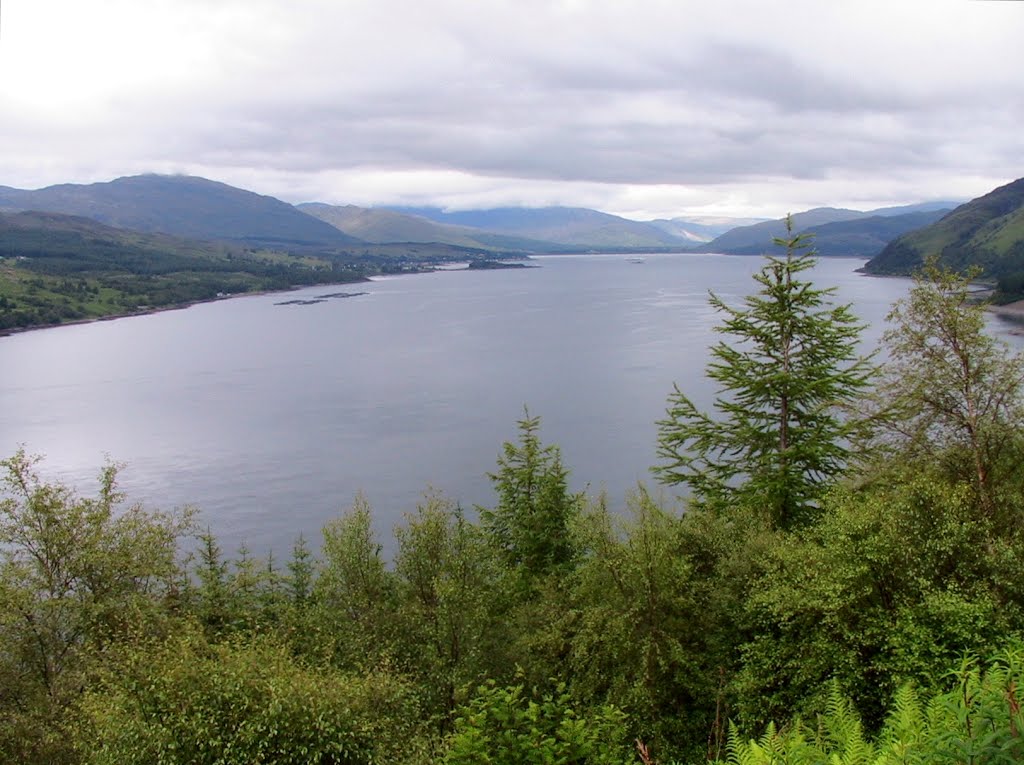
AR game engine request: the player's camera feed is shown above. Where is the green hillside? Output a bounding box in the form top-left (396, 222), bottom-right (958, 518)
top-left (0, 211), bottom-right (363, 332)
top-left (698, 204), bottom-right (954, 256)
top-left (863, 177), bottom-right (1024, 300)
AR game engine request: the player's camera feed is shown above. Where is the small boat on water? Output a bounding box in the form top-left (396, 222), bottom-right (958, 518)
top-left (627, 257), bottom-right (645, 264)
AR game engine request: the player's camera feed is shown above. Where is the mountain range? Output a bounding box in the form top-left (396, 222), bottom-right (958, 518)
top-left (4, 171), bottom-right (1024, 330)
top-left (0, 173), bottom-right (966, 257)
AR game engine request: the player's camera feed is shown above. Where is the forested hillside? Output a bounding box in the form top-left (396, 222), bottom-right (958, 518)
top-left (3, 231), bottom-right (1023, 764)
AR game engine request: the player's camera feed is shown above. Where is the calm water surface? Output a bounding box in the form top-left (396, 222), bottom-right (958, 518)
top-left (2, 254), bottom-right (1021, 555)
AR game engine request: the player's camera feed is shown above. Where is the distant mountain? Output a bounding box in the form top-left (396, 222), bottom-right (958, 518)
top-left (383, 205), bottom-right (692, 250)
top-left (865, 201), bottom-right (962, 217)
top-left (298, 203), bottom-right (554, 252)
top-left (863, 178), bottom-right (1024, 299)
top-left (0, 175), bottom-right (363, 251)
top-left (646, 216), bottom-right (769, 243)
top-left (699, 208), bottom-right (871, 253)
top-left (699, 203), bottom-right (956, 257)
top-left (797, 211), bottom-right (951, 257)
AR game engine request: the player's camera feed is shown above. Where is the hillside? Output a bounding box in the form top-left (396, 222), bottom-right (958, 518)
top-left (298, 203), bottom-right (553, 252)
top-left (646, 215), bottom-right (768, 243)
top-left (863, 177), bottom-right (1024, 300)
top-left (699, 203), bottom-right (955, 256)
top-left (0, 174), bottom-right (364, 251)
top-left (384, 205), bottom-right (693, 250)
top-left (0, 210), bottom-right (362, 332)
top-left (698, 207), bottom-right (868, 252)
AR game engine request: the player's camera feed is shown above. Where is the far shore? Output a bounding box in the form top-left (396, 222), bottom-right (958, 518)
top-left (0, 277), bottom-right (372, 339)
top-left (989, 299), bottom-right (1024, 333)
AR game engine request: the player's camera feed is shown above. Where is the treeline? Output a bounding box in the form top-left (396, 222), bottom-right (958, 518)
top-left (2, 229), bottom-right (1023, 764)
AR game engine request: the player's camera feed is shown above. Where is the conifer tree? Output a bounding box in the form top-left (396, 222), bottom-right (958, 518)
top-left (654, 218), bottom-right (874, 528)
top-left (481, 410), bottom-right (579, 580)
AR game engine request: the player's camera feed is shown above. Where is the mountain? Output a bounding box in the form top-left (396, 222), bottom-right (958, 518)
top-left (862, 178), bottom-right (1024, 299)
top-left (698, 208), bottom-right (871, 253)
top-left (646, 216), bottom-right (769, 243)
top-left (0, 175), bottom-right (363, 251)
top-left (699, 204), bottom-right (955, 257)
top-left (383, 205), bottom-right (692, 250)
top-left (798, 212), bottom-right (953, 257)
top-left (297, 203), bottom-right (554, 252)
top-left (865, 201), bottom-right (962, 217)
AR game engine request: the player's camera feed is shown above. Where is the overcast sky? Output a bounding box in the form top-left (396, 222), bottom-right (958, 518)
top-left (1, 0), bottom-right (1022, 219)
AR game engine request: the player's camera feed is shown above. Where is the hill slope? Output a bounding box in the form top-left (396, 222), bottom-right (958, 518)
top-left (862, 178), bottom-right (1024, 299)
top-left (384, 205), bottom-right (693, 250)
top-left (298, 203), bottom-right (555, 252)
top-left (699, 204), bottom-right (955, 257)
top-left (0, 175), bottom-right (363, 251)
top-left (0, 210), bottom-right (361, 332)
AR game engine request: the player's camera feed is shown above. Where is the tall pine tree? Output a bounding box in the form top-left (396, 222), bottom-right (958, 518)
top-left (654, 218), bottom-right (874, 528)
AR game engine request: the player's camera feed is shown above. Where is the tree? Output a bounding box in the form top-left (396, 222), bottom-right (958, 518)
top-left (654, 218), bottom-right (875, 528)
top-left (0, 450), bottom-right (192, 763)
top-left (392, 491), bottom-right (510, 723)
top-left (872, 260), bottom-right (1024, 517)
top-left (314, 494), bottom-right (396, 669)
top-left (480, 410), bottom-right (580, 581)
top-left (568, 489), bottom-right (713, 760)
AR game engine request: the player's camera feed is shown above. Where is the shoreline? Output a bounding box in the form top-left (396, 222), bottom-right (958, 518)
top-left (0, 276), bottom-right (372, 340)
top-left (988, 299), bottom-right (1024, 334)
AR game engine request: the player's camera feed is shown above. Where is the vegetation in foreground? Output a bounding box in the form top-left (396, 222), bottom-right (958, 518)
top-left (2, 225), bottom-right (1023, 764)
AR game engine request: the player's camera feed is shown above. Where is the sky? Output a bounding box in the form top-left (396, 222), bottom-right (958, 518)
top-left (1, 0), bottom-right (1022, 220)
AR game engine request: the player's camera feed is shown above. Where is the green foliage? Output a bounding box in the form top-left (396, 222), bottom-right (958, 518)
top-left (392, 491), bottom-right (512, 723)
top-left (481, 410), bottom-right (581, 581)
top-left (871, 259), bottom-right (1024, 517)
top-left (444, 679), bottom-right (633, 765)
top-left (75, 625), bottom-right (418, 765)
top-left (314, 494), bottom-right (397, 669)
top-left (718, 644), bottom-right (1024, 765)
top-left (568, 489), bottom-right (712, 759)
top-left (0, 450), bottom-right (193, 764)
top-left (655, 218), bottom-right (874, 528)
top-left (733, 471), bottom-right (1020, 732)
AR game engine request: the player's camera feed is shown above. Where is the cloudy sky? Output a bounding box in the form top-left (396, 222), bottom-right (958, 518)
top-left (1, 0), bottom-right (1022, 219)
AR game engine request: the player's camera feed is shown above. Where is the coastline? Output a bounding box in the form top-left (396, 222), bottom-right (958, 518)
top-left (988, 299), bottom-right (1024, 334)
top-left (0, 276), bottom-right (372, 339)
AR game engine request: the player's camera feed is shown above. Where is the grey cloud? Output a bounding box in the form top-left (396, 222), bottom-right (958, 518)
top-left (2, 0), bottom-right (1022, 216)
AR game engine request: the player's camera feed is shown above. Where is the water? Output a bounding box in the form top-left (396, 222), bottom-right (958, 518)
top-left (1, 254), bottom-right (1021, 556)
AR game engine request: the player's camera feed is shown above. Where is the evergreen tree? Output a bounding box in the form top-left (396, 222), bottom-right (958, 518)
top-left (480, 410), bottom-right (580, 581)
top-left (654, 218), bottom-right (874, 528)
